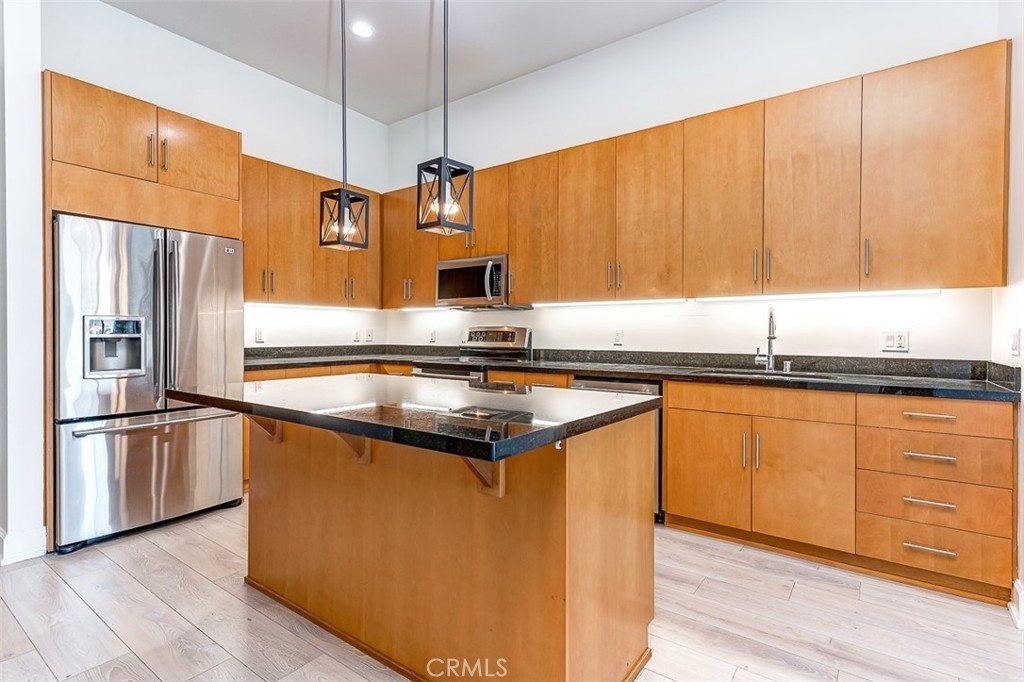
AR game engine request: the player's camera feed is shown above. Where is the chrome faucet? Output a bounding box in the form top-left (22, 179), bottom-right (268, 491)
top-left (754, 308), bottom-right (777, 372)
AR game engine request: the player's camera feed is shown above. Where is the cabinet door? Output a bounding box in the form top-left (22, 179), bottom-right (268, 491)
top-left (508, 152), bottom-right (559, 305)
top-left (663, 409), bottom-right (751, 531)
top-left (764, 78), bottom-right (861, 294)
top-left (683, 101), bottom-right (764, 298)
top-left (157, 109), bottom-right (240, 200)
top-left (437, 164), bottom-right (509, 261)
top-left (558, 139), bottom-right (616, 302)
top-left (311, 175), bottom-right (349, 307)
top-left (751, 417), bottom-right (855, 552)
top-left (615, 122), bottom-right (684, 300)
top-left (382, 187), bottom-right (438, 308)
top-left (241, 156), bottom-right (269, 302)
top-left (861, 40), bottom-right (1009, 289)
top-left (50, 73), bottom-right (158, 182)
top-left (523, 373), bottom-right (570, 388)
top-left (347, 190), bottom-right (382, 309)
top-left (267, 163), bottom-right (314, 304)
top-left (488, 370), bottom-right (525, 386)
top-left (331, 364), bottom-right (377, 375)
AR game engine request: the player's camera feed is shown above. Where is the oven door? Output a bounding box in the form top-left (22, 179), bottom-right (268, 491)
top-left (436, 255), bottom-right (507, 307)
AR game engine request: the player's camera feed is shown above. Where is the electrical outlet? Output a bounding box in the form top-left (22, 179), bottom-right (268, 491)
top-left (613, 328), bottom-right (624, 346)
top-left (365, 328), bottom-right (374, 342)
top-left (1012, 328), bottom-right (1021, 357)
top-left (429, 329), bottom-right (437, 343)
top-left (353, 329), bottom-right (361, 342)
top-left (882, 330), bottom-right (909, 353)
top-left (255, 329), bottom-right (264, 344)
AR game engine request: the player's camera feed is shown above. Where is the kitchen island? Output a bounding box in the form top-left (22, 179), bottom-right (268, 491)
top-left (169, 374), bottom-right (661, 682)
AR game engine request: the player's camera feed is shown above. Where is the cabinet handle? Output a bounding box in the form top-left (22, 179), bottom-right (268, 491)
top-left (508, 272), bottom-right (513, 295)
top-left (350, 279), bottom-right (356, 301)
top-left (471, 231), bottom-right (476, 248)
top-left (161, 138), bottom-right (169, 170)
top-left (741, 433), bottom-right (747, 469)
top-left (261, 269), bottom-right (267, 293)
top-left (903, 496), bottom-right (957, 510)
top-left (902, 411), bottom-right (957, 421)
top-left (532, 383), bottom-right (555, 388)
top-left (864, 239), bottom-right (871, 276)
top-left (606, 262), bottom-right (612, 290)
top-left (408, 279), bottom-right (414, 300)
top-left (464, 232), bottom-right (469, 248)
top-left (270, 271), bottom-right (276, 294)
top-left (766, 247), bottom-right (772, 282)
top-left (343, 277), bottom-right (349, 300)
top-left (903, 541), bottom-right (957, 558)
top-left (903, 450), bottom-right (958, 463)
top-left (616, 262), bottom-right (622, 290)
top-left (754, 433), bottom-right (760, 470)
top-left (753, 249), bottom-right (758, 283)
top-left (148, 134), bottom-right (155, 166)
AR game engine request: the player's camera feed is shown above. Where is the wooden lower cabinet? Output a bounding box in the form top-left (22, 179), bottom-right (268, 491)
top-left (663, 409), bottom-right (751, 530)
top-left (488, 370), bottom-right (571, 388)
top-left (378, 363), bottom-right (413, 376)
top-left (331, 363), bottom-right (376, 375)
top-left (751, 416), bottom-right (855, 552)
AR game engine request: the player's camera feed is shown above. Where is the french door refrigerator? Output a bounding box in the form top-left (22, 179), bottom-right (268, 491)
top-left (54, 213), bottom-right (243, 552)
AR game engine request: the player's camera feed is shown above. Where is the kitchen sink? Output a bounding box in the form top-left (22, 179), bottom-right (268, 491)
top-left (690, 368), bottom-right (840, 382)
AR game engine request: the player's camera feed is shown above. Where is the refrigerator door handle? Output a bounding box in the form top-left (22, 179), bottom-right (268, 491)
top-left (153, 240), bottom-right (166, 400)
top-left (168, 240), bottom-right (179, 388)
top-left (71, 410), bottom-right (237, 438)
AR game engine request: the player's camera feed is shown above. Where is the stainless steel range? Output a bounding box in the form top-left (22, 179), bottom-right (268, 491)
top-left (410, 326), bottom-right (532, 381)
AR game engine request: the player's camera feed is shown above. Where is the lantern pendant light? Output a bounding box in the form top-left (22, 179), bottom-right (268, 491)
top-left (320, 0), bottom-right (369, 250)
top-left (416, 0), bottom-right (473, 236)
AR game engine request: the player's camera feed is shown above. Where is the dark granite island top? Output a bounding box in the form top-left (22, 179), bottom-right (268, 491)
top-left (168, 373), bottom-right (662, 461)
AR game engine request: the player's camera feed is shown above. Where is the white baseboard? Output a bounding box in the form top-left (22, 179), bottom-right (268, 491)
top-left (0, 525), bottom-right (47, 566)
top-left (1009, 579), bottom-right (1024, 630)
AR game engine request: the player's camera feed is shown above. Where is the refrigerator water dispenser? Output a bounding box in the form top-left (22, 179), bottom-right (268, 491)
top-left (83, 316), bottom-right (146, 378)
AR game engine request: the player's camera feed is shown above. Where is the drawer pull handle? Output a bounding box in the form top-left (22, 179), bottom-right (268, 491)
top-left (903, 450), bottom-right (958, 463)
top-left (903, 541), bottom-right (957, 558)
top-left (903, 496), bottom-right (957, 510)
top-left (902, 411), bottom-right (956, 421)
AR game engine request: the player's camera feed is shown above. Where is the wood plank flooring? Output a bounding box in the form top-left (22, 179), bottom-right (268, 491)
top-left (1, 498), bottom-right (1020, 681)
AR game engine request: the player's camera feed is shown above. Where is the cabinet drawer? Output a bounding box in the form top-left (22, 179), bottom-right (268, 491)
top-left (523, 372), bottom-right (571, 388)
top-left (284, 366), bottom-right (332, 379)
top-left (665, 382), bottom-right (854, 424)
top-left (856, 470), bottom-right (1011, 538)
top-left (856, 513), bottom-right (1011, 587)
top-left (244, 369), bottom-right (287, 381)
top-left (331, 364), bottom-right (377, 375)
top-left (856, 395), bottom-right (1013, 439)
top-left (856, 426), bottom-right (1013, 488)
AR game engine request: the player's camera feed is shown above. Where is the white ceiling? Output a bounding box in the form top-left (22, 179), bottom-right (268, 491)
top-left (101, 0), bottom-right (721, 124)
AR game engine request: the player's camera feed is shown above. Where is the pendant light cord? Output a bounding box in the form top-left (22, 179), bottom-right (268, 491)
top-left (442, 0), bottom-right (449, 161)
top-left (341, 0), bottom-right (349, 191)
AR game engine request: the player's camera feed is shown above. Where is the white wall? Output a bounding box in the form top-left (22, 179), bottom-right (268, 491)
top-left (244, 304), bottom-right (386, 349)
top-left (388, 0), bottom-right (999, 189)
top-left (41, 0), bottom-right (388, 191)
top-left (0, 0), bottom-right (45, 565)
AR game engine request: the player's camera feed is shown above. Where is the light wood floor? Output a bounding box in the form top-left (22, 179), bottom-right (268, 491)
top-left (1, 498), bottom-right (1021, 682)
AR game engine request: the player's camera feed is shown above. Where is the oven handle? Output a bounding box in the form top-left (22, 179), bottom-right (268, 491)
top-left (72, 411), bottom-right (236, 438)
top-left (411, 368), bottom-right (484, 381)
top-left (484, 260), bottom-right (494, 302)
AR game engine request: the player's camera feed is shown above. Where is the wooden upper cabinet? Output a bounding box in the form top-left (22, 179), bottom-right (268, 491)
top-left (382, 187), bottom-right (438, 308)
top-left (861, 40), bottom-right (1010, 290)
top-left (615, 122), bottom-right (684, 300)
top-left (241, 155), bottom-right (270, 302)
top-left (311, 175), bottom-right (349, 307)
top-left (508, 152), bottom-right (559, 305)
top-left (267, 162), bottom-right (314, 304)
top-left (558, 139), bottom-right (616, 301)
top-left (764, 78), bottom-right (861, 294)
top-left (437, 164), bottom-right (509, 261)
top-left (683, 101), bottom-right (765, 298)
top-left (50, 73), bottom-right (158, 182)
top-left (157, 109), bottom-right (240, 200)
top-left (347, 190), bottom-right (382, 309)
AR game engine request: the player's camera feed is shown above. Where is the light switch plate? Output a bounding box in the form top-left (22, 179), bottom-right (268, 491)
top-left (255, 329), bottom-right (264, 344)
top-left (613, 329), bottom-right (624, 346)
top-left (1012, 328), bottom-right (1020, 357)
top-left (429, 329), bottom-right (437, 343)
top-left (353, 329), bottom-right (361, 342)
top-left (366, 329), bottom-right (374, 342)
top-left (882, 330), bottom-right (909, 352)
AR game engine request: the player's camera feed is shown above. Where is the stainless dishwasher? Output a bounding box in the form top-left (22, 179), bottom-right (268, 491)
top-left (569, 377), bottom-right (664, 523)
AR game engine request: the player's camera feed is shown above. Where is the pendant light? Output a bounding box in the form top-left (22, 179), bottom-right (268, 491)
top-left (416, 0), bottom-right (473, 236)
top-left (320, 0), bottom-right (370, 250)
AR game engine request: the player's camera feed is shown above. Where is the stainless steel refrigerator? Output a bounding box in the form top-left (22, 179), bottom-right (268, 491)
top-left (54, 213), bottom-right (243, 552)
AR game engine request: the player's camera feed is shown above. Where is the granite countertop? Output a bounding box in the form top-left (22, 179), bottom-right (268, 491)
top-left (244, 352), bottom-right (1020, 403)
top-left (168, 374), bottom-right (662, 461)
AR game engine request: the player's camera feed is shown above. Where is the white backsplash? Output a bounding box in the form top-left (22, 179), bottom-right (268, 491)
top-left (247, 288), bottom-right (994, 361)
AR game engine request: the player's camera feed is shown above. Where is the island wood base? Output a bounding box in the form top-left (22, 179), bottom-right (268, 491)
top-left (247, 412), bottom-right (657, 681)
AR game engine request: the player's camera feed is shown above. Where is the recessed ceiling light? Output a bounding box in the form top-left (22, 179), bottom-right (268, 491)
top-left (351, 21), bottom-right (374, 38)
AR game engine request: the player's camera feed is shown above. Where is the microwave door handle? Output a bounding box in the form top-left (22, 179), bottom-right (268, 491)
top-left (484, 260), bottom-right (494, 302)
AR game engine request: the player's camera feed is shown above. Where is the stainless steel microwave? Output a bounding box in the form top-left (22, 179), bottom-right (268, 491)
top-left (436, 255), bottom-right (507, 307)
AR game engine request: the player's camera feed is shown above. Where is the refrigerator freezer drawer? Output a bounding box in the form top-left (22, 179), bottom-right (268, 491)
top-left (56, 408), bottom-right (242, 548)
